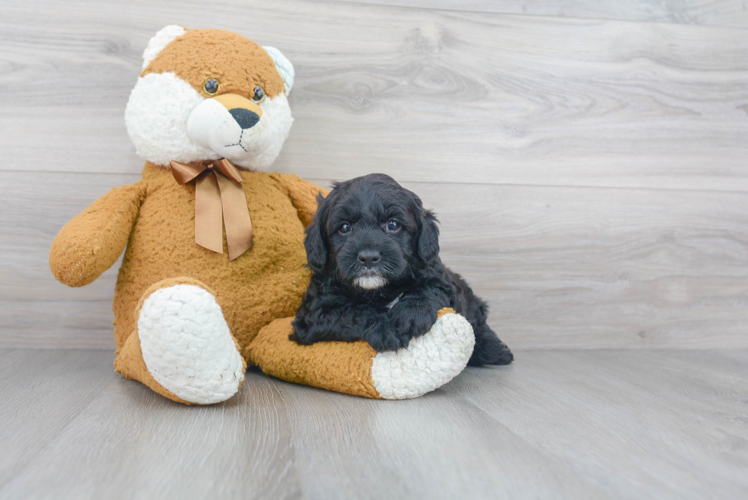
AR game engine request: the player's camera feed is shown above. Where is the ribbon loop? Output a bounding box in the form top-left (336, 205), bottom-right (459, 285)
top-left (214, 158), bottom-right (244, 184)
top-left (170, 159), bottom-right (253, 261)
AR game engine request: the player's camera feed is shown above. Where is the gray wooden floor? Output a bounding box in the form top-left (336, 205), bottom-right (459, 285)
top-left (1, 348), bottom-right (746, 499)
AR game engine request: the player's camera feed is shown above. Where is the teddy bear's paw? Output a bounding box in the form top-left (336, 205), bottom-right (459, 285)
top-left (137, 284), bottom-right (245, 404)
top-left (370, 311), bottom-right (476, 400)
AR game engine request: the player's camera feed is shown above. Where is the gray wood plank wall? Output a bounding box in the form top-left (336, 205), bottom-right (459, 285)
top-left (1, 0), bottom-right (747, 349)
top-left (339, 0), bottom-right (748, 28)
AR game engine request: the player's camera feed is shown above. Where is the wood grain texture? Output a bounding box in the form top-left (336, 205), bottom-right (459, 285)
top-left (4, 172), bottom-right (748, 349)
top-left (336, 0), bottom-right (748, 28)
top-left (0, 349), bottom-right (117, 487)
top-left (1, 348), bottom-right (746, 499)
top-left (2, 0), bottom-right (748, 350)
top-left (0, 0), bottom-right (747, 191)
top-left (419, 181), bottom-right (748, 349)
top-left (0, 172), bottom-right (138, 349)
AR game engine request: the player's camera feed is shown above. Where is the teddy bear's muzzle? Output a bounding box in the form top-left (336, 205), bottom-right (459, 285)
top-left (186, 92), bottom-right (268, 162)
top-left (212, 93), bottom-right (263, 127)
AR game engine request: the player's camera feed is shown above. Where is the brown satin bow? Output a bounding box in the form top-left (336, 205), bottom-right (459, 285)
top-left (170, 159), bottom-right (253, 261)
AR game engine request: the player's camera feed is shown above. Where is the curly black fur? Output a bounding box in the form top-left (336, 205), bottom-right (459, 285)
top-left (291, 173), bottom-right (513, 366)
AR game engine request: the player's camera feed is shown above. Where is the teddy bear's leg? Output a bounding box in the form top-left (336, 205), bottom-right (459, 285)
top-left (114, 277), bottom-right (246, 405)
top-left (247, 308), bottom-right (475, 399)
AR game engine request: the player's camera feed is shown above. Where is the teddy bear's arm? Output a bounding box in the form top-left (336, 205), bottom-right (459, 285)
top-left (49, 183), bottom-right (145, 287)
top-left (269, 173), bottom-right (328, 227)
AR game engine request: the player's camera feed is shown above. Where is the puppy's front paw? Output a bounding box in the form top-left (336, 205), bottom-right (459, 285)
top-left (365, 329), bottom-right (411, 352)
top-left (390, 310), bottom-right (435, 347)
top-left (289, 330), bottom-right (320, 346)
top-left (289, 318), bottom-right (314, 345)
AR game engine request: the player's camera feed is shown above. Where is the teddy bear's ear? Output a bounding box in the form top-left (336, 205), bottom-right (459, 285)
top-left (262, 46), bottom-right (295, 94)
top-left (141, 25), bottom-right (187, 70)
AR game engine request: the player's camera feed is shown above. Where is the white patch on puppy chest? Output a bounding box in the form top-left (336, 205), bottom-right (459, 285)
top-left (354, 275), bottom-right (387, 290)
top-left (137, 284), bottom-right (245, 404)
top-left (370, 312), bottom-right (475, 400)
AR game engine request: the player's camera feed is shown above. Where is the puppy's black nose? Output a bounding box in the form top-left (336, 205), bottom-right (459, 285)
top-left (229, 108), bottom-right (260, 129)
top-left (358, 250), bottom-right (381, 269)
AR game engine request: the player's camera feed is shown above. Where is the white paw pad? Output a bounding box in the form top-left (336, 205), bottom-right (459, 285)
top-left (370, 313), bottom-right (476, 400)
top-left (138, 284), bottom-right (245, 404)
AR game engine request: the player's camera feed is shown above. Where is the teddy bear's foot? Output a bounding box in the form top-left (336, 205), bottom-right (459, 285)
top-left (370, 309), bottom-right (475, 399)
top-left (248, 308), bottom-right (475, 399)
top-left (114, 278), bottom-right (246, 405)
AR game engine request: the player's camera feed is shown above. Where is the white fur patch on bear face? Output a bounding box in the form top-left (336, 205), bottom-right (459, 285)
top-left (125, 72), bottom-right (293, 170)
top-left (125, 72), bottom-right (217, 166)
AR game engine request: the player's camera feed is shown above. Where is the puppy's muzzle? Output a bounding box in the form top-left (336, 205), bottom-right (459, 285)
top-left (354, 249), bottom-right (386, 289)
top-left (213, 93), bottom-right (263, 130)
top-left (357, 249), bottom-right (380, 269)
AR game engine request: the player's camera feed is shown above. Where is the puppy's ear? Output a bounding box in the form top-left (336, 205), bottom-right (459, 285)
top-left (305, 192), bottom-right (330, 272)
top-left (417, 209), bottom-right (440, 263)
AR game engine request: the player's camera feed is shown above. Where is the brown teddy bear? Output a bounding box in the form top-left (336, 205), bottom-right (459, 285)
top-left (49, 26), bottom-right (475, 404)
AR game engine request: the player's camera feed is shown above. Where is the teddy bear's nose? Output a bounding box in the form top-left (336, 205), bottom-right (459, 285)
top-left (229, 108), bottom-right (260, 129)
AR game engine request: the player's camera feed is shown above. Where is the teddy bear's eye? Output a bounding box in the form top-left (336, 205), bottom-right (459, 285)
top-left (252, 86), bottom-right (265, 103)
top-left (203, 79), bottom-right (219, 95)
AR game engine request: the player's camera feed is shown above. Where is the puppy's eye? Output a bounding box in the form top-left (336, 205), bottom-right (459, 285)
top-left (339, 222), bottom-right (352, 234)
top-left (252, 86), bottom-right (265, 103)
top-left (203, 79), bottom-right (219, 95)
top-left (386, 220), bottom-right (401, 232)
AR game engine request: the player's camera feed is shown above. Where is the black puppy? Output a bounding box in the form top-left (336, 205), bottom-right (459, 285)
top-left (291, 174), bottom-right (513, 366)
